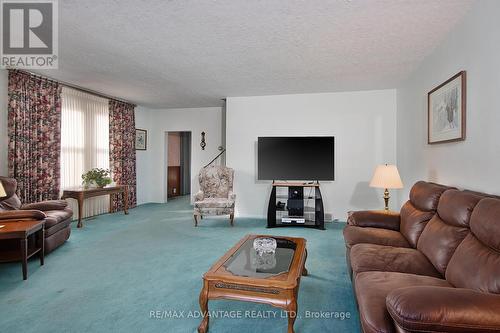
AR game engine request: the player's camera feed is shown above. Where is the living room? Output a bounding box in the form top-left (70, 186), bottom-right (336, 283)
top-left (1, 1), bottom-right (499, 333)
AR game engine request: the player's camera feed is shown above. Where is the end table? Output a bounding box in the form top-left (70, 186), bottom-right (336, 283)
top-left (0, 220), bottom-right (45, 280)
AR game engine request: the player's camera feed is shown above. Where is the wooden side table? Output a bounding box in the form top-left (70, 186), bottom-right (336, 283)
top-left (0, 220), bottom-right (45, 280)
top-left (61, 185), bottom-right (129, 228)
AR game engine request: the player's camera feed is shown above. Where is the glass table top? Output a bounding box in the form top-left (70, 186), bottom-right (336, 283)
top-left (223, 237), bottom-right (296, 278)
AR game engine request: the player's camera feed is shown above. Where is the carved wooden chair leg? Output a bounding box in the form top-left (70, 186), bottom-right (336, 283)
top-left (229, 213), bottom-right (234, 226)
top-left (286, 299), bottom-right (298, 333)
top-left (198, 280), bottom-right (210, 333)
top-left (302, 248), bottom-right (309, 276)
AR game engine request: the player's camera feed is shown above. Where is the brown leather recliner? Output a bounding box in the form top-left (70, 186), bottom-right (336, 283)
top-left (0, 176), bottom-right (73, 253)
top-left (344, 183), bottom-right (500, 333)
top-left (350, 189), bottom-right (484, 279)
top-left (343, 181), bottom-right (452, 275)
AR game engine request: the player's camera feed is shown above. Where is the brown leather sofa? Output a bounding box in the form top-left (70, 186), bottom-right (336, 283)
top-left (344, 181), bottom-right (500, 333)
top-left (0, 176), bottom-right (73, 253)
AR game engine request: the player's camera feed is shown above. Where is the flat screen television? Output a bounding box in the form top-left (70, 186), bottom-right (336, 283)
top-left (257, 136), bottom-right (335, 181)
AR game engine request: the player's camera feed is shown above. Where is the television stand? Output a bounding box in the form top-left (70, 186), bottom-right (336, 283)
top-left (267, 181), bottom-right (325, 230)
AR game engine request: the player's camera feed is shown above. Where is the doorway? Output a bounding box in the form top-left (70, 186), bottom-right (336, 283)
top-left (167, 131), bottom-right (191, 199)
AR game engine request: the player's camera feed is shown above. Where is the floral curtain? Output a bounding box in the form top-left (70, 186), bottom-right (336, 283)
top-left (109, 100), bottom-right (137, 211)
top-left (7, 70), bottom-right (62, 203)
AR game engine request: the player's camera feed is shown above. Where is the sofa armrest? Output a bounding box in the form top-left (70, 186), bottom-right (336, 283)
top-left (194, 191), bottom-right (204, 202)
top-left (347, 210), bottom-right (400, 231)
top-left (21, 200), bottom-right (68, 211)
top-left (387, 286), bottom-right (500, 333)
top-left (0, 209), bottom-right (46, 221)
top-left (228, 191), bottom-right (236, 201)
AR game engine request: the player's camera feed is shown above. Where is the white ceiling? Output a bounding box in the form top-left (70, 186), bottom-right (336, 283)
top-left (36, 0), bottom-right (474, 108)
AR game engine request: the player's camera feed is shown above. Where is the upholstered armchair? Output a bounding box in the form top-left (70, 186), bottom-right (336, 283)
top-left (193, 165), bottom-right (235, 226)
top-left (0, 176), bottom-right (73, 253)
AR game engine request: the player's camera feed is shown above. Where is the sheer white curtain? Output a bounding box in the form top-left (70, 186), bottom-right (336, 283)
top-left (60, 87), bottom-right (110, 218)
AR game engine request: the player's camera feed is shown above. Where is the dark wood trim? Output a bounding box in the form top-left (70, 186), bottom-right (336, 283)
top-left (427, 71), bottom-right (466, 144)
top-left (167, 166), bottom-right (181, 198)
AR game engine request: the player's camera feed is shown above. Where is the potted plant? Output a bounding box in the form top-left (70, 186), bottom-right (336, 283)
top-left (82, 168), bottom-right (112, 188)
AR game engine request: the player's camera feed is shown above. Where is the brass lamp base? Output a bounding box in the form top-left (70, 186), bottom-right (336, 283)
top-left (383, 188), bottom-right (390, 211)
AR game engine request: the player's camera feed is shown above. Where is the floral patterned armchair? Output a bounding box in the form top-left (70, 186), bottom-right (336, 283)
top-left (193, 165), bottom-right (235, 226)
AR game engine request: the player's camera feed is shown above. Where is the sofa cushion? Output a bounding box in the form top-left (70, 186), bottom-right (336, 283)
top-left (44, 208), bottom-right (73, 229)
top-left (343, 225), bottom-right (410, 249)
top-left (469, 198), bottom-right (500, 252)
top-left (417, 216), bottom-right (468, 276)
top-left (399, 201), bottom-right (434, 248)
top-left (194, 198), bottom-right (235, 209)
top-left (436, 190), bottom-right (484, 227)
top-left (416, 189), bottom-right (483, 276)
top-left (409, 181), bottom-right (450, 212)
top-left (0, 177), bottom-right (18, 202)
top-left (0, 194), bottom-right (22, 210)
top-left (350, 243), bottom-right (441, 278)
top-left (446, 198), bottom-right (500, 294)
top-left (387, 286), bottom-right (500, 333)
top-left (355, 271), bottom-right (451, 333)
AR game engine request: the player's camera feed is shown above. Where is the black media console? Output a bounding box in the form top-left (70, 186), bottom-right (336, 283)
top-left (267, 181), bottom-right (325, 230)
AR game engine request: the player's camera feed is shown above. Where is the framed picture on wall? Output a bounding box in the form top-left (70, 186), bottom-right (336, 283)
top-left (428, 71), bottom-right (466, 144)
top-left (135, 129), bottom-right (147, 150)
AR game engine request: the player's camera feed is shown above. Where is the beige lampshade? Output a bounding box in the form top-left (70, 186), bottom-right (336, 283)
top-left (369, 164), bottom-right (403, 189)
top-left (0, 181), bottom-right (6, 198)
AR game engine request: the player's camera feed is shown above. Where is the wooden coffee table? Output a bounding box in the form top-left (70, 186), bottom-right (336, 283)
top-left (0, 220), bottom-right (45, 280)
top-left (198, 234), bottom-right (308, 333)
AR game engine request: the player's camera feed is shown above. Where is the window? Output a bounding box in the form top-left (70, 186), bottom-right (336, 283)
top-left (60, 87), bottom-right (110, 217)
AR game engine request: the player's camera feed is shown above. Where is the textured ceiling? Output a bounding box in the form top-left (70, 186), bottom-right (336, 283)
top-left (36, 0), bottom-right (474, 108)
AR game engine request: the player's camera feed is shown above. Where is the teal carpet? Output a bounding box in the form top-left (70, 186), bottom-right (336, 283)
top-left (0, 196), bottom-right (360, 333)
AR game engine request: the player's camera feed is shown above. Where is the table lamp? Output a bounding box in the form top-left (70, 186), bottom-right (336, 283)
top-left (369, 164), bottom-right (403, 211)
top-left (0, 180), bottom-right (6, 198)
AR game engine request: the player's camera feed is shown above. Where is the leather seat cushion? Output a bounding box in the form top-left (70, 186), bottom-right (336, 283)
top-left (194, 198), bottom-right (235, 209)
top-left (44, 208), bottom-right (73, 229)
top-left (343, 225), bottom-right (410, 249)
top-left (350, 243), bottom-right (441, 278)
top-left (355, 271), bottom-right (451, 333)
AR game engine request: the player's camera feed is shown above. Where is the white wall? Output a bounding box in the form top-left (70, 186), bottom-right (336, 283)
top-left (0, 69), bottom-right (8, 175)
top-left (226, 90), bottom-right (397, 219)
top-left (135, 107), bottom-right (223, 204)
top-left (396, 0), bottom-right (500, 202)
